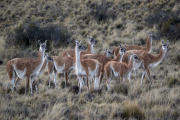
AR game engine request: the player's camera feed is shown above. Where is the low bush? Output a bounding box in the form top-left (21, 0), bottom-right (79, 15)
top-left (114, 83), bottom-right (128, 95)
top-left (87, 1), bottom-right (116, 22)
top-left (145, 10), bottom-right (180, 41)
top-left (122, 101), bottom-right (145, 119)
top-left (167, 77), bottom-right (180, 88)
top-left (5, 22), bottom-right (71, 50)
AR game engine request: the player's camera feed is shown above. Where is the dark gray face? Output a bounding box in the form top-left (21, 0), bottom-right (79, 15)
top-left (162, 40), bottom-right (169, 51)
top-left (104, 49), bottom-right (113, 57)
top-left (47, 56), bottom-right (53, 61)
top-left (78, 44), bottom-right (87, 51)
top-left (133, 54), bottom-right (140, 61)
top-left (39, 40), bottom-right (47, 52)
top-left (107, 51), bottom-right (113, 56)
top-left (87, 36), bottom-right (97, 45)
top-left (90, 38), bottom-right (97, 44)
top-left (45, 53), bottom-right (53, 61)
top-left (119, 45), bottom-right (126, 54)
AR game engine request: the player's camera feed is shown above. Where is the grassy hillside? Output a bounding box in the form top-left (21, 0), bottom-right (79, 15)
top-left (0, 0), bottom-right (180, 119)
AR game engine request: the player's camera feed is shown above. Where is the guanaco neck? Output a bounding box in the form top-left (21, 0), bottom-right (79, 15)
top-left (127, 56), bottom-right (134, 73)
top-left (111, 52), bottom-right (123, 62)
top-left (75, 46), bottom-right (81, 69)
top-left (150, 48), bottom-right (166, 65)
top-left (37, 49), bottom-right (45, 64)
top-left (33, 49), bottom-right (45, 74)
top-left (145, 35), bottom-right (152, 52)
top-left (88, 41), bottom-right (94, 54)
top-left (39, 58), bottom-right (48, 74)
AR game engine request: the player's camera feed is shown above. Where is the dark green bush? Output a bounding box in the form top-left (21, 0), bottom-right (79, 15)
top-left (87, 1), bottom-right (116, 22)
top-left (5, 22), bottom-right (71, 50)
top-left (145, 10), bottom-right (180, 41)
top-left (167, 77), bottom-right (180, 88)
top-left (114, 84), bottom-right (128, 95)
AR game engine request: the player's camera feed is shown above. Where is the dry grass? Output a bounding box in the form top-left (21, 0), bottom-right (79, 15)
top-left (0, 0), bottom-right (180, 120)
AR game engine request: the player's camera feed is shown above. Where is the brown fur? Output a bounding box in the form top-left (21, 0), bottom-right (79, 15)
top-left (122, 46), bottom-right (167, 83)
top-left (112, 34), bottom-right (152, 57)
top-left (47, 55), bottom-right (75, 86)
top-left (6, 50), bottom-right (44, 93)
top-left (15, 55), bottom-right (51, 86)
top-left (61, 44), bottom-right (91, 58)
top-left (104, 55), bottom-right (138, 90)
top-left (83, 53), bottom-right (122, 84)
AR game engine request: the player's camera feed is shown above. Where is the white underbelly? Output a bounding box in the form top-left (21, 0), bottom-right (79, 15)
top-left (13, 65), bottom-right (26, 79)
top-left (54, 62), bottom-right (65, 73)
top-left (75, 66), bottom-right (86, 76)
top-left (149, 61), bottom-right (161, 68)
top-left (111, 65), bottom-right (119, 77)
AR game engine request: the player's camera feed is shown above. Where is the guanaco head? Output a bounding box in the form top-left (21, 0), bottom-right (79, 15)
top-left (131, 52), bottom-right (143, 70)
top-left (147, 32), bottom-right (152, 37)
top-left (75, 40), bottom-right (87, 52)
top-left (131, 52), bottom-right (141, 62)
top-left (119, 44), bottom-right (126, 62)
top-left (38, 40), bottom-right (47, 52)
top-left (119, 44), bottom-right (126, 55)
top-left (147, 32), bottom-right (158, 40)
top-left (45, 53), bottom-right (53, 62)
top-left (87, 35), bottom-right (97, 45)
top-left (104, 49), bottom-right (113, 57)
top-left (162, 40), bottom-right (169, 53)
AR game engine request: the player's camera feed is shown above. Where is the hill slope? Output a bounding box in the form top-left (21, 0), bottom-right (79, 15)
top-left (0, 0), bottom-right (180, 120)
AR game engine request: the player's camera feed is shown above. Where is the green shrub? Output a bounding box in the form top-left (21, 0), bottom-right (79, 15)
top-left (145, 10), bottom-right (180, 41)
top-left (122, 101), bottom-right (145, 119)
top-left (114, 84), bottom-right (128, 95)
top-left (5, 22), bottom-right (71, 50)
top-left (167, 77), bottom-right (180, 88)
top-left (87, 1), bottom-right (116, 22)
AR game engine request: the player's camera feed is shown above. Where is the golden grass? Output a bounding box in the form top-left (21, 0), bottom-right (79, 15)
top-left (0, 0), bottom-right (180, 119)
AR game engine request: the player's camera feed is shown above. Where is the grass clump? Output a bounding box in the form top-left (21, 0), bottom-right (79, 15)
top-left (167, 77), bottom-right (180, 88)
top-left (122, 101), bottom-right (145, 120)
top-left (114, 83), bottom-right (128, 95)
top-left (88, 1), bottom-right (116, 22)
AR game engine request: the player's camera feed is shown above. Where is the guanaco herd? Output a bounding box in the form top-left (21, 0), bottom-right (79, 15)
top-left (6, 33), bottom-right (169, 94)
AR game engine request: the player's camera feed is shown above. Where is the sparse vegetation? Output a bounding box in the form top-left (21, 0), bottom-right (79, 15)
top-left (0, 0), bottom-right (180, 120)
top-left (167, 77), bottom-right (180, 88)
top-left (122, 101), bottom-right (145, 119)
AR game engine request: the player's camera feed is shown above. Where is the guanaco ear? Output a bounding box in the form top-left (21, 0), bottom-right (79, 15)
top-left (103, 49), bottom-right (107, 51)
top-left (44, 40), bottom-right (47, 44)
top-left (124, 44), bottom-right (126, 50)
top-left (119, 44), bottom-right (121, 48)
top-left (75, 40), bottom-right (79, 44)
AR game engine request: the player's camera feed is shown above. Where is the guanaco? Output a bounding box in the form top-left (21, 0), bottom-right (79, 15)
top-left (83, 45), bottom-right (126, 85)
top-left (75, 40), bottom-right (102, 94)
top-left (6, 40), bottom-right (47, 94)
top-left (104, 53), bottom-right (142, 90)
top-left (122, 40), bottom-right (169, 84)
top-left (112, 32), bottom-right (153, 57)
top-left (61, 35), bottom-right (97, 58)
